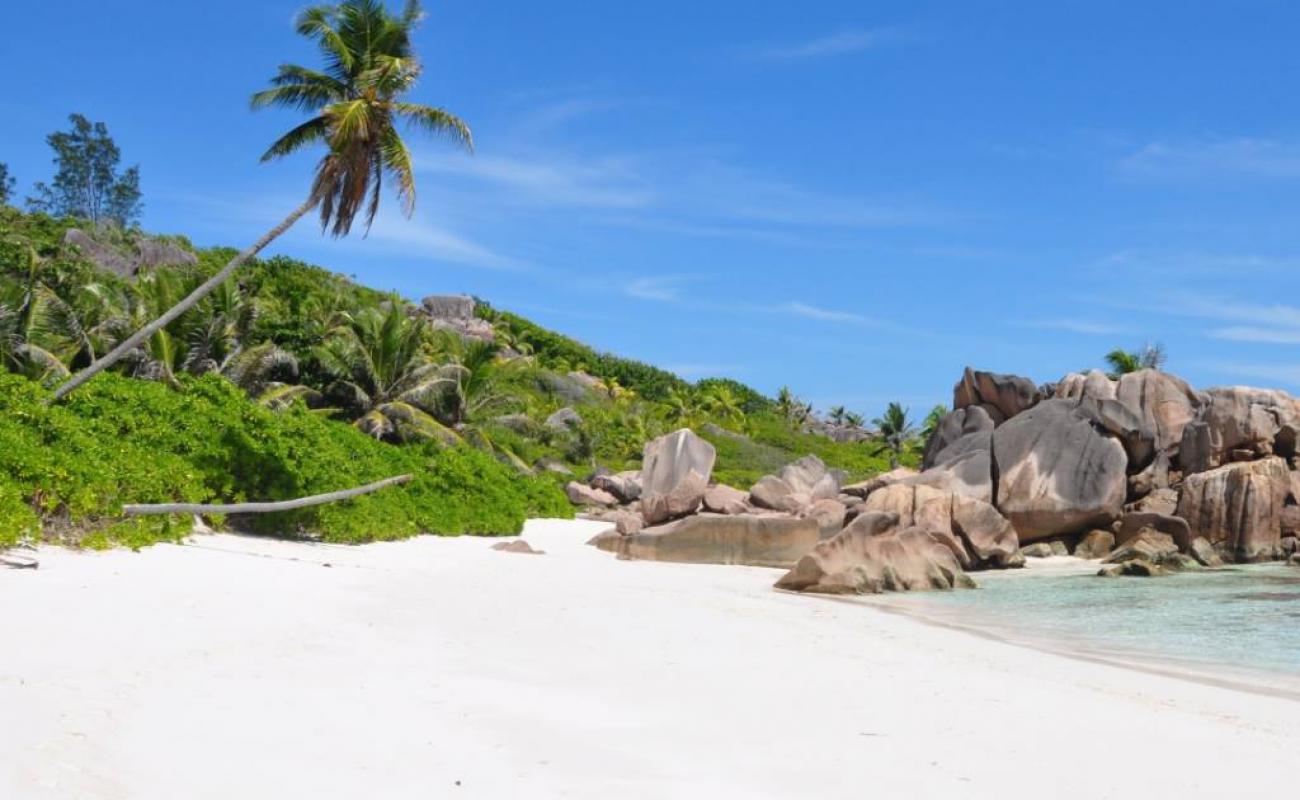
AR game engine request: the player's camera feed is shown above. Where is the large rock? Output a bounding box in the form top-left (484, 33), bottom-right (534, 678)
top-left (566, 482), bottom-right (617, 507)
top-left (595, 514), bottom-right (820, 568)
top-left (842, 467), bottom-right (917, 499)
top-left (748, 455), bottom-right (840, 513)
top-left (545, 406), bottom-right (583, 432)
top-left (1115, 512), bottom-right (1192, 550)
top-left (749, 475), bottom-right (806, 513)
top-left (1104, 528), bottom-right (1180, 566)
top-left (1115, 371), bottom-right (1204, 459)
top-left (776, 455), bottom-right (841, 500)
top-left (641, 470), bottom-right (708, 525)
top-left (587, 508), bottom-right (645, 536)
top-left (950, 494), bottom-right (1019, 565)
top-left (800, 498), bottom-right (848, 538)
top-left (702, 484), bottom-right (750, 515)
top-left (64, 228), bottom-right (198, 277)
top-left (1074, 529), bottom-right (1116, 559)
top-left (953, 367), bottom-right (1042, 424)
top-left (1126, 487), bottom-right (1179, 516)
top-left (861, 483), bottom-right (1016, 567)
top-left (1175, 457), bottom-right (1289, 561)
top-left (591, 470), bottom-right (642, 504)
top-left (992, 399), bottom-right (1128, 541)
top-left (1179, 387), bottom-right (1300, 474)
top-left (774, 514), bottom-right (974, 595)
top-left (1076, 396), bottom-right (1155, 472)
top-left (921, 406), bottom-right (996, 468)
top-left (1055, 369), bottom-right (1117, 402)
top-left (639, 429), bottom-right (716, 524)
top-left (908, 447), bottom-right (994, 504)
top-left (420, 294), bottom-right (495, 341)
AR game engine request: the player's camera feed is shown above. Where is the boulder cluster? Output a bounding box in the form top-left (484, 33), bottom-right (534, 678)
top-left (572, 367), bottom-right (1300, 594)
top-left (899, 367), bottom-right (1300, 579)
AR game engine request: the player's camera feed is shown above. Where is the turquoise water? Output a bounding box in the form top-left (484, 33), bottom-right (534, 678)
top-left (887, 564), bottom-right (1300, 691)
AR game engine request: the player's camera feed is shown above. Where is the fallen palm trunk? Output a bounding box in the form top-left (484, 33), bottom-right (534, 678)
top-left (122, 474), bottom-right (412, 517)
top-left (1, 548), bottom-right (39, 569)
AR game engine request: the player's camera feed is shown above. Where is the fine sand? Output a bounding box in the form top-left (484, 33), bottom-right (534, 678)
top-left (2, 519), bottom-right (1297, 799)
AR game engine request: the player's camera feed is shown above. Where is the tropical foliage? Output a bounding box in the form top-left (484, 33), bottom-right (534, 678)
top-left (0, 203), bottom-right (929, 549)
top-left (1104, 342), bottom-right (1167, 379)
top-left (26, 114), bottom-right (142, 225)
top-left (51, 0), bottom-right (473, 401)
top-left (0, 371), bottom-right (570, 550)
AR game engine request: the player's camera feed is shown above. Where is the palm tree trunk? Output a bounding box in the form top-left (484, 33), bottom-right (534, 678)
top-left (49, 195), bottom-right (320, 403)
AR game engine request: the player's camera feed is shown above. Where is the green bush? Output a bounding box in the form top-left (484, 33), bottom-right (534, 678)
top-left (0, 372), bottom-right (570, 549)
top-left (702, 413), bottom-right (908, 489)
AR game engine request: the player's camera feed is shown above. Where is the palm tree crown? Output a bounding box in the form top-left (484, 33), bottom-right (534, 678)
top-left (251, 0), bottom-right (472, 237)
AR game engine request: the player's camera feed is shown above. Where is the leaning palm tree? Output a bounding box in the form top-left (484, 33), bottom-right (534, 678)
top-left (50, 0), bottom-right (471, 402)
top-left (871, 402), bottom-right (916, 469)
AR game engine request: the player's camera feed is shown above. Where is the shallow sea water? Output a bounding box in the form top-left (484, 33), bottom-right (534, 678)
top-left (884, 562), bottom-right (1300, 692)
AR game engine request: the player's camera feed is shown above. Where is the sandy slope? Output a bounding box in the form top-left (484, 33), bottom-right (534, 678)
top-left (2, 519), bottom-right (1296, 799)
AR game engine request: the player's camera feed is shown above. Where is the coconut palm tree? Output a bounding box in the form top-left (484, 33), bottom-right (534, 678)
top-left (50, 0), bottom-right (472, 402)
top-left (437, 339), bottom-right (515, 428)
top-left (828, 405), bottom-right (848, 426)
top-left (871, 402), bottom-right (916, 469)
top-left (1103, 348), bottom-right (1142, 378)
top-left (664, 386), bottom-right (696, 425)
top-left (1104, 342), bottom-right (1166, 379)
top-left (920, 403), bottom-right (948, 445)
top-left (700, 384), bottom-right (743, 423)
top-left (314, 303), bottom-right (461, 443)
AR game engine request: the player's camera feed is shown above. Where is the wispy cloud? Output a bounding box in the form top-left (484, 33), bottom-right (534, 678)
top-left (1020, 319), bottom-right (1131, 336)
top-left (1120, 137), bottom-right (1300, 180)
top-left (784, 302), bottom-right (875, 325)
top-left (1208, 326), bottom-right (1300, 345)
top-left (752, 28), bottom-right (905, 61)
top-left (356, 214), bottom-right (530, 272)
top-left (1203, 362), bottom-right (1300, 387)
top-left (416, 151), bottom-right (652, 210)
top-left (1087, 249), bottom-right (1300, 279)
top-left (625, 276), bottom-right (687, 302)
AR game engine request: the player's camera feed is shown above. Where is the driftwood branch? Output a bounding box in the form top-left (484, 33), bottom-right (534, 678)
top-left (122, 474), bottom-right (412, 517)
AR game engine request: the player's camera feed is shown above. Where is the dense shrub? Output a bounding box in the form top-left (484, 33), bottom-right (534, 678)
top-left (702, 413), bottom-right (907, 489)
top-left (0, 372), bottom-right (570, 548)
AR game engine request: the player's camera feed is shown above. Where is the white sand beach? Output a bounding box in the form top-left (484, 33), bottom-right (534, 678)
top-left (3, 519), bottom-right (1297, 799)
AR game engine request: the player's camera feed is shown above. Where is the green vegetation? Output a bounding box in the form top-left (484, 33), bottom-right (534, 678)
top-left (26, 114), bottom-right (142, 226)
top-left (0, 164), bottom-right (13, 206)
top-left (1104, 343), bottom-right (1166, 379)
top-left (0, 371), bottom-right (569, 549)
top-left (52, 0), bottom-right (472, 401)
top-left (0, 197), bottom-right (926, 550)
top-left (870, 402), bottom-right (916, 469)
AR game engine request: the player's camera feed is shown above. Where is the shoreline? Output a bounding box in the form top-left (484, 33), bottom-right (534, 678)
top-left (5, 520), bottom-right (1300, 798)
top-left (861, 582), bottom-right (1300, 704)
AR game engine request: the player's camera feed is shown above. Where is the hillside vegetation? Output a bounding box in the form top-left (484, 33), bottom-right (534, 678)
top-left (0, 206), bottom-right (912, 547)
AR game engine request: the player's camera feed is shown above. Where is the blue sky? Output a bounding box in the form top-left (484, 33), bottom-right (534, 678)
top-left (4, 0), bottom-right (1300, 414)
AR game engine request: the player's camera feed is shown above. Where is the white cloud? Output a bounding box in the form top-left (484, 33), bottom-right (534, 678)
top-left (625, 276), bottom-right (686, 302)
top-left (1206, 363), bottom-right (1300, 386)
top-left (1207, 326), bottom-right (1300, 345)
top-left (1120, 137), bottom-right (1300, 179)
top-left (784, 302), bottom-right (874, 325)
top-left (753, 28), bottom-right (904, 61)
top-left (416, 152), bottom-right (652, 210)
top-left (356, 213), bottom-right (529, 272)
top-left (1020, 319), bottom-right (1130, 336)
